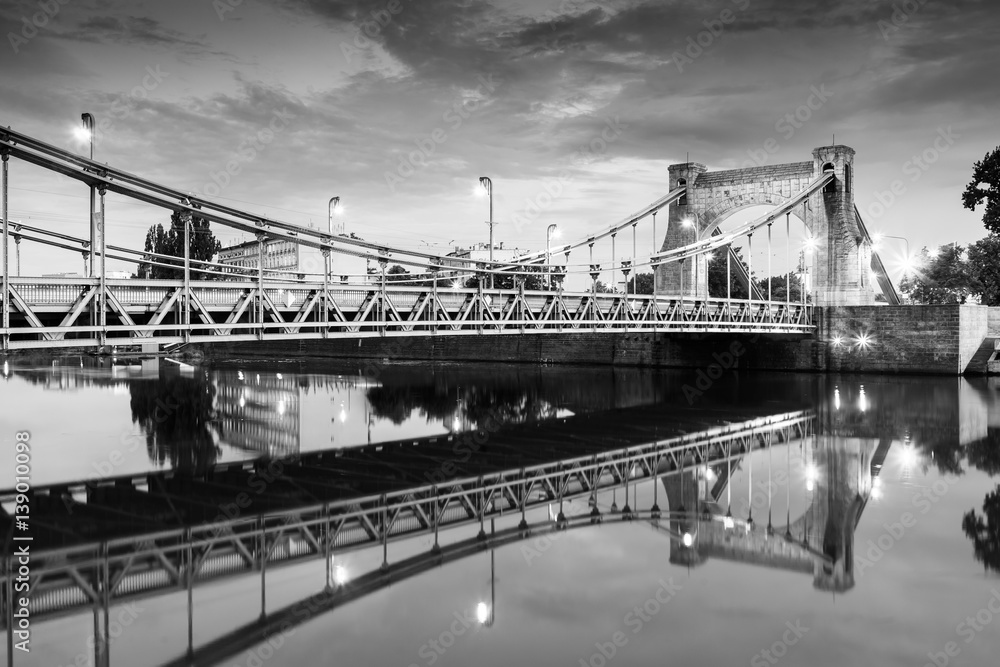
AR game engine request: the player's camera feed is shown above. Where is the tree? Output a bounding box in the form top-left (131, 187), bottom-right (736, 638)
top-left (626, 272), bottom-right (654, 294)
top-left (962, 485), bottom-right (1000, 573)
top-left (899, 245), bottom-right (980, 304)
top-left (754, 273), bottom-right (806, 302)
top-left (594, 280), bottom-right (614, 293)
top-left (386, 264), bottom-right (412, 283)
top-left (130, 373), bottom-right (221, 474)
top-left (140, 212), bottom-right (222, 279)
top-left (967, 234), bottom-right (1000, 306)
top-left (962, 146), bottom-right (1000, 234)
top-left (708, 246), bottom-right (752, 298)
top-left (967, 430), bottom-right (1000, 476)
top-left (461, 265), bottom-right (562, 290)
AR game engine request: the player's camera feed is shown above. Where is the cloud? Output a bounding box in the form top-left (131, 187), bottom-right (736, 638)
top-left (53, 14), bottom-right (230, 58)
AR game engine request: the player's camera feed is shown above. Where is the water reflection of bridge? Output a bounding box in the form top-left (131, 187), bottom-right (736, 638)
top-left (660, 433), bottom-right (889, 593)
top-left (4, 373), bottom-right (997, 665)
top-left (4, 404), bottom-right (814, 664)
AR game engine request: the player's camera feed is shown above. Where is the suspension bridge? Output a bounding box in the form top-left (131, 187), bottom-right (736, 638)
top-left (0, 126), bottom-right (900, 352)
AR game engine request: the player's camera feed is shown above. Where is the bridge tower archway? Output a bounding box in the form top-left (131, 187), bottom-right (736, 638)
top-left (655, 146), bottom-right (875, 306)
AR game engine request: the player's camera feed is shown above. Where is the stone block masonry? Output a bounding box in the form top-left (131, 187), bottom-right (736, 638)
top-left (201, 305), bottom-right (994, 376)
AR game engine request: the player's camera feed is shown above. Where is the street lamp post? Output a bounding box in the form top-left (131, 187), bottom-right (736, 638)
top-left (479, 177), bottom-right (493, 289)
top-left (327, 196), bottom-right (341, 280)
top-left (79, 114), bottom-right (95, 277)
top-left (545, 224), bottom-right (559, 290)
top-left (872, 233), bottom-right (911, 293)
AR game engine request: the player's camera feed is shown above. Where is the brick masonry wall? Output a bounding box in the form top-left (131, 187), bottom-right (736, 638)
top-left (818, 305), bottom-right (967, 374)
top-left (202, 305), bottom-right (989, 375)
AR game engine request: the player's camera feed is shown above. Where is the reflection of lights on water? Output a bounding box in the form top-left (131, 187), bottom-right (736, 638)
top-left (276, 373), bottom-right (283, 380)
top-left (723, 516), bottom-right (735, 530)
top-left (277, 400), bottom-right (286, 417)
top-left (682, 533), bottom-right (693, 547)
top-left (256, 374), bottom-right (260, 385)
top-left (476, 602), bottom-right (490, 624)
top-left (238, 396), bottom-right (246, 408)
top-left (805, 463), bottom-right (818, 491)
top-left (859, 385), bottom-right (867, 412)
top-left (2, 360), bottom-right (8, 377)
top-left (237, 370), bottom-right (245, 381)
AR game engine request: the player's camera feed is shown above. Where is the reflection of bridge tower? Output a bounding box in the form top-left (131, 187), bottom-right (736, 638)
top-left (214, 371), bottom-right (301, 456)
top-left (660, 402), bottom-right (883, 592)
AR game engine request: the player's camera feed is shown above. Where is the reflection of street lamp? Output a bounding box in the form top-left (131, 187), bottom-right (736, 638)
top-left (477, 177), bottom-right (494, 288)
top-left (476, 518), bottom-right (496, 627)
top-left (546, 224), bottom-right (559, 290)
top-left (78, 113), bottom-right (96, 277)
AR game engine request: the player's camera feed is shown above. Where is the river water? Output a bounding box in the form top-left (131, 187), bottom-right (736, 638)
top-left (2, 357), bottom-right (999, 666)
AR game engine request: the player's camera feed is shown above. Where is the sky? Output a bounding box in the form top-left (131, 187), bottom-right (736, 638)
top-left (0, 0), bottom-right (997, 286)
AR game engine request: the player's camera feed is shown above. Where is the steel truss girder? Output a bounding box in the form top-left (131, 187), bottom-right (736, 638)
top-left (1, 279), bottom-right (815, 349)
top-left (2, 411), bottom-right (813, 624)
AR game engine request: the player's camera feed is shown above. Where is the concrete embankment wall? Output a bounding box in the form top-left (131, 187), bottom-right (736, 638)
top-left (201, 304), bottom-right (993, 375)
top-left (989, 307), bottom-right (1000, 337)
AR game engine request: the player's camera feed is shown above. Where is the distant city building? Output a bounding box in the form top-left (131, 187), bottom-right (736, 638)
top-left (213, 371), bottom-right (300, 456)
top-left (443, 242), bottom-right (523, 270)
top-left (217, 233), bottom-right (366, 281)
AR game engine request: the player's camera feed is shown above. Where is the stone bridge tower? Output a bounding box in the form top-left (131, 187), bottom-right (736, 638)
top-left (656, 145), bottom-right (875, 306)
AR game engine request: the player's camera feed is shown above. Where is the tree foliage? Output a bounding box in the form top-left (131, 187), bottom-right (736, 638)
top-left (129, 374), bottom-right (221, 474)
top-left (140, 212), bottom-right (222, 279)
top-left (753, 273), bottom-right (806, 302)
top-left (962, 146), bottom-right (1000, 234)
top-left (899, 245), bottom-right (981, 304)
top-left (707, 246), bottom-right (752, 298)
top-left (626, 272), bottom-right (654, 294)
top-left (967, 234), bottom-right (1000, 306)
top-left (461, 264), bottom-right (563, 290)
top-left (962, 485), bottom-right (1000, 573)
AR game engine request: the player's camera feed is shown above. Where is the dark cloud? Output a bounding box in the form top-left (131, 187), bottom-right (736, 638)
top-left (52, 14), bottom-right (229, 58)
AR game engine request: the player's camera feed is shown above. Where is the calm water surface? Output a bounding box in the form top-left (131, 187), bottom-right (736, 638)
top-left (2, 358), bottom-right (999, 667)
